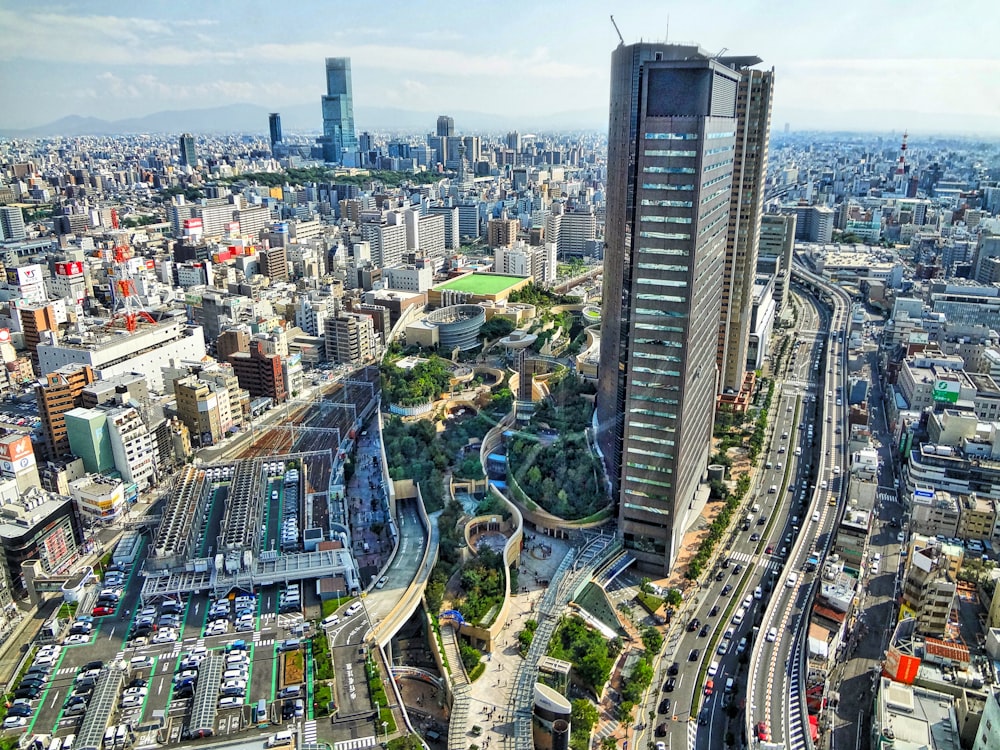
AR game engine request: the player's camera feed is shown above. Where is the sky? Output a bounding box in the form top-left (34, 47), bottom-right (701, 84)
top-left (1, 0), bottom-right (999, 134)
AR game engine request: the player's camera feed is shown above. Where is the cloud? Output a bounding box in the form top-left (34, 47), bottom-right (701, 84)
top-left (90, 72), bottom-right (312, 105)
top-left (0, 9), bottom-right (596, 81)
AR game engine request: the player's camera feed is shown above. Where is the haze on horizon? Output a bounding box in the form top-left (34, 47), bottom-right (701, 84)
top-left (1, 0), bottom-right (998, 136)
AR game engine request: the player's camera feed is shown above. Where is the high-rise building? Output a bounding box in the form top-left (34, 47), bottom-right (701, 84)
top-left (65, 407), bottom-right (115, 474)
top-left (107, 405), bottom-right (157, 491)
top-left (488, 217), bottom-right (520, 248)
top-left (319, 57), bottom-right (359, 164)
top-left (268, 112), bottom-right (283, 148)
top-left (597, 42), bottom-right (742, 575)
top-left (0, 206), bottom-right (26, 241)
top-left (261, 246), bottom-right (289, 282)
top-left (228, 340), bottom-right (288, 405)
top-left (36, 364), bottom-right (96, 459)
top-left (179, 133), bottom-right (197, 167)
top-left (436, 115), bottom-right (455, 137)
top-left (758, 213), bottom-right (796, 311)
top-left (717, 67), bottom-right (774, 394)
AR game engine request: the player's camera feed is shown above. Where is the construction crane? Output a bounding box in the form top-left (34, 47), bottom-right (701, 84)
top-left (106, 245), bottom-right (156, 333)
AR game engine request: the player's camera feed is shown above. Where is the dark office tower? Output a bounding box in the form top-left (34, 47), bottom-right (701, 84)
top-left (596, 43), bottom-right (740, 576)
top-left (319, 57), bottom-right (359, 164)
top-left (269, 113), bottom-right (283, 148)
top-left (179, 133), bottom-right (197, 167)
top-left (717, 66), bottom-right (774, 394)
top-left (436, 115), bottom-right (455, 137)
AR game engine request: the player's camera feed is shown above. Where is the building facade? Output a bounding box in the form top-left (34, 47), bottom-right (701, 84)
top-left (597, 42), bottom-right (742, 574)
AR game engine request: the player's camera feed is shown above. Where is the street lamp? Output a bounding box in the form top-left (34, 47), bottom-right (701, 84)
top-left (381, 721), bottom-right (388, 744)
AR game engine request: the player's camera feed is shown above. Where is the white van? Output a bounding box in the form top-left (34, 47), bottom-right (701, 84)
top-left (346, 601), bottom-right (362, 616)
top-left (786, 573), bottom-right (799, 588)
top-left (48, 737), bottom-right (63, 750)
top-left (268, 731), bottom-right (294, 748)
top-left (708, 660), bottom-right (719, 677)
top-left (321, 613), bottom-right (340, 628)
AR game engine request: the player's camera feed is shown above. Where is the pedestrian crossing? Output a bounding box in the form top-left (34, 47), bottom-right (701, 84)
top-left (727, 551), bottom-right (783, 570)
top-left (303, 721), bottom-right (317, 744)
top-left (877, 490), bottom-right (896, 506)
top-left (687, 718), bottom-right (698, 750)
top-left (333, 736), bottom-right (376, 750)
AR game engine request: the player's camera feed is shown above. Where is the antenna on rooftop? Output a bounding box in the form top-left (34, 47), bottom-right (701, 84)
top-left (665, 14), bottom-right (669, 43)
top-left (610, 15), bottom-right (624, 46)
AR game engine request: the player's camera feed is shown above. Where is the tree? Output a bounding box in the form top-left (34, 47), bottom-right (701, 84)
top-left (479, 317), bottom-right (515, 341)
top-left (571, 700), bottom-right (599, 733)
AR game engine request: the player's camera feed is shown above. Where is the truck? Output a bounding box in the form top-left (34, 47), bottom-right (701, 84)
top-left (804, 554), bottom-right (820, 572)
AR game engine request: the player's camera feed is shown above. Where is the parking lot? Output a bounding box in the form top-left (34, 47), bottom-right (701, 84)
top-left (4, 463), bottom-right (352, 748)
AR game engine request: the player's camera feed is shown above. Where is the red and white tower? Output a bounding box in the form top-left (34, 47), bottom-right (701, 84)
top-left (894, 132), bottom-right (908, 192)
top-left (107, 245), bottom-right (156, 333)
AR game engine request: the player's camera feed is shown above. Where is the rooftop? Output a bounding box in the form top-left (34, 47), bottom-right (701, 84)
top-left (434, 272), bottom-right (527, 296)
top-left (877, 678), bottom-right (961, 750)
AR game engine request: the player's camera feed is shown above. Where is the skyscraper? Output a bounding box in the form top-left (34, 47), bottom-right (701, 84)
top-left (179, 133), bottom-right (197, 167)
top-left (436, 115), bottom-right (455, 137)
top-left (319, 57), bottom-right (359, 164)
top-left (717, 67), bottom-right (774, 394)
top-left (268, 113), bottom-right (283, 148)
top-left (0, 206), bottom-right (26, 241)
top-left (597, 42), bottom-right (742, 575)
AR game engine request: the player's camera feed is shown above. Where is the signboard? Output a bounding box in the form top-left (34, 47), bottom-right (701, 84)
top-left (0, 329), bottom-right (10, 344)
top-left (913, 487), bottom-right (934, 499)
top-left (932, 379), bottom-right (960, 404)
top-left (55, 261), bottom-right (85, 276)
top-left (183, 218), bottom-right (203, 229)
top-left (5, 264), bottom-right (42, 287)
top-left (0, 434), bottom-right (33, 462)
top-left (145, 259), bottom-right (156, 270)
top-left (184, 293), bottom-right (203, 307)
top-left (884, 646), bottom-right (920, 684)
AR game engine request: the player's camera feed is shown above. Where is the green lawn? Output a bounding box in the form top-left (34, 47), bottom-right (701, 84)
top-left (434, 273), bottom-right (526, 295)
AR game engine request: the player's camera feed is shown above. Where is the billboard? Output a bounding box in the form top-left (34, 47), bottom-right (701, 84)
top-left (0, 434), bottom-right (34, 462)
top-left (184, 293), bottom-right (204, 307)
top-left (0, 329), bottom-right (10, 344)
top-left (884, 646), bottom-right (920, 684)
top-left (5, 264), bottom-right (42, 287)
top-left (932, 379), bottom-right (960, 404)
top-left (183, 218), bottom-right (203, 229)
top-left (55, 261), bottom-right (85, 276)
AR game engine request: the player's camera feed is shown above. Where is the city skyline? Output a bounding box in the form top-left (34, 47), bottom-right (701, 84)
top-left (1, 0), bottom-right (998, 135)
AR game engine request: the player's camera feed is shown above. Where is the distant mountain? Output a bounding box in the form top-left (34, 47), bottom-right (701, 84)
top-left (0, 102), bottom-right (608, 138)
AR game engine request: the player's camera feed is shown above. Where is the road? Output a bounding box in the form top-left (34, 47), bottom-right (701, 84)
top-left (649, 290), bottom-right (829, 750)
top-left (746, 269), bottom-right (850, 748)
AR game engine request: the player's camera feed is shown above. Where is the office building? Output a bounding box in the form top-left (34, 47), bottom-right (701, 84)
top-left (37, 364), bottom-right (96, 459)
top-left (0, 434), bottom-right (42, 496)
top-left (758, 213), bottom-right (796, 311)
top-left (597, 42), bottom-right (742, 575)
top-left (268, 112), bottom-right (283, 148)
top-left (179, 133), bottom-right (197, 167)
top-left (173, 375), bottom-right (227, 448)
top-left (319, 57), bottom-right (359, 164)
top-left (555, 206), bottom-right (596, 259)
top-left (488, 217), bottom-right (520, 248)
top-left (228, 340), bottom-right (288, 405)
top-left (324, 312), bottom-right (380, 366)
top-left (717, 67), bottom-right (774, 393)
top-left (65, 407), bottom-right (115, 474)
top-left (436, 115), bottom-right (455, 137)
top-left (16, 300), bottom-right (59, 367)
top-left (261, 246), bottom-right (289, 282)
top-left (0, 206), bottom-right (26, 241)
top-left (37, 313), bottom-right (207, 393)
top-left (69, 475), bottom-right (127, 525)
top-left (107, 405), bottom-right (157, 491)
top-left (0, 480), bottom-right (79, 584)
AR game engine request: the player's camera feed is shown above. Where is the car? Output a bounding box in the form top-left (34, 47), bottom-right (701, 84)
top-left (765, 545), bottom-right (774, 555)
top-left (756, 722), bottom-right (770, 741)
top-left (153, 630), bottom-right (178, 644)
top-left (750, 532), bottom-right (760, 542)
top-left (687, 619), bottom-right (700, 633)
top-left (278, 685), bottom-right (302, 699)
top-left (766, 628), bottom-right (778, 643)
top-left (3, 716), bottom-right (27, 729)
top-left (65, 634), bottom-right (90, 645)
top-left (699, 624), bottom-right (710, 638)
top-left (655, 743), bottom-right (666, 750)
top-left (120, 695), bottom-right (143, 709)
top-left (6, 705), bottom-right (32, 718)
top-left (277, 639), bottom-right (301, 652)
top-left (123, 687), bottom-right (148, 697)
top-left (716, 640), bottom-right (728, 655)
top-left (174, 685), bottom-right (195, 699)
top-left (92, 606), bottom-right (113, 616)
top-left (688, 649), bottom-right (700, 661)
top-left (708, 605), bottom-right (719, 617)
top-left (19, 678), bottom-right (46, 690)
top-left (715, 570), bottom-right (725, 581)
top-left (754, 587), bottom-right (763, 600)
top-left (173, 670), bottom-right (198, 684)
top-left (721, 585), bottom-right (732, 596)
top-left (219, 696), bottom-right (243, 709)
top-left (658, 698), bottom-right (672, 714)
top-left (731, 564), bottom-right (742, 576)
top-left (704, 679), bottom-right (714, 696)
top-left (655, 724), bottom-right (667, 738)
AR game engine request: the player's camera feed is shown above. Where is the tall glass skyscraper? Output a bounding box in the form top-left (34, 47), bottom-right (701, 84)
top-left (320, 57), bottom-right (359, 164)
top-left (597, 43), bottom-right (748, 575)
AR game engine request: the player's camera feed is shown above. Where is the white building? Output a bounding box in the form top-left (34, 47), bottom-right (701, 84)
top-left (107, 406), bottom-right (156, 491)
top-left (69, 475), bottom-right (127, 524)
top-left (385, 264), bottom-right (434, 293)
top-left (37, 312), bottom-right (207, 393)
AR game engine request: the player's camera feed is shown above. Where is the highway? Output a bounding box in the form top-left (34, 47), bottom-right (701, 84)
top-left (746, 269), bottom-right (852, 748)
top-left (649, 289), bottom-right (833, 750)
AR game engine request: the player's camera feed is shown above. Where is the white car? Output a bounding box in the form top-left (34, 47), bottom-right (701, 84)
top-left (765, 628), bottom-right (778, 643)
top-left (120, 695), bottom-right (143, 709)
top-left (3, 716), bottom-right (27, 730)
top-left (219, 696), bottom-right (243, 709)
top-left (65, 634), bottom-right (90, 645)
top-left (153, 629), bottom-right (178, 644)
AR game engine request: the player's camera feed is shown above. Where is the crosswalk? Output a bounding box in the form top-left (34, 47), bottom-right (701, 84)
top-left (333, 736), bottom-right (376, 750)
top-left (877, 490), bottom-right (897, 506)
top-left (252, 630), bottom-right (274, 648)
top-left (687, 718), bottom-right (698, 750)
top-left (727, 551), bottom-right (783, 571)
top-left (303, 721), bottom-right (317, 744)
